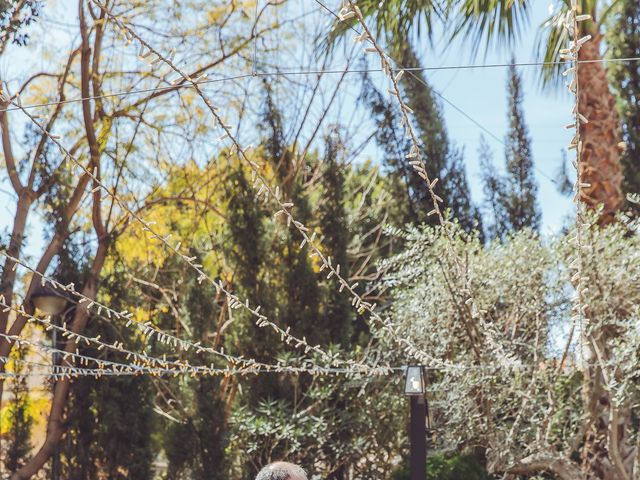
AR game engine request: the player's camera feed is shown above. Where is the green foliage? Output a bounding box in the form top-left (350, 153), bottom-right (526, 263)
top-left (3, 347), bottom-right (33, 473)
top-left (390, 453), bottom-right (489, 480)
top-left (359, 50), bottom-right (481, 232)
top-left (223, 90), bottom-right (409, 479)
top-left (330, 0), bottom-right (530, 57)
top-left (393, 41), bottom-right (481, 234)
top-left (319, 132), bottom-right (354, 346)
top-left (58, 242), bottom-right (156, 480)
top-left (481, 63), bottom-right (540, 239)
top-left (162, 272), bottom-right (229, 480)
top-left (427, 453), bottom-right (489, 480)
top-left (230, 373), bottom-right (407, 479)
top-left (381, 217), bottom-right (640, 476)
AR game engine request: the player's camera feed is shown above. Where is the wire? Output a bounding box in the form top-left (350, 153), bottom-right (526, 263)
top-left (312, 0), bottom-right (560, 186)
top-left (2, 59), bottom-right (640, 114)
top-left (0, 354), bottom-right (403, 378)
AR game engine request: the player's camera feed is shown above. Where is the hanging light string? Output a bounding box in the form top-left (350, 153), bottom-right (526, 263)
top-left (85, 0), bottom-right (443, 368)
top-left (0, 334), bottom-right (390, 378)
top-left (562, 5), bottom-right (614, 395)
top-left (340, 1), bottom-right (491, 361)
top-left (0, 298), bottom-right (395, 376)
top-left (559, 2), bottom-right (592, 370)
top-left (0, 249), bottom-right (370, 373)
top-left (1, 93), bottom-right (386, 373)
top-left (3, 347), bottom-right (617, 380)
top-left (0, 295), bottom-right (273, 374)
top-left (0, 352), bottom-right (400, 379)
top-left (0, 332), bottom-right (189, 375)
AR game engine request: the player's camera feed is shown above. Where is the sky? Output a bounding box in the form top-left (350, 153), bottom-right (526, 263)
top-left (0, 0), bottom-right (577, 260)
top-left (422, 1), bottom-right (575, 235)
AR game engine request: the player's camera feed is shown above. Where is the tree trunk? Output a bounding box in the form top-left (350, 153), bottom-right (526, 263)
top-left (577, 35), bottom-right (624, 223)
top-left (579, 338), bottom-right (635, 480)
top-left (0, 194), bottom-right (33, 334)
top-left (11, 241), bottom-right (108, 480)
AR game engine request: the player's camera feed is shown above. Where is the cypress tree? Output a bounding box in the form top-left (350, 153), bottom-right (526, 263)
top-left (478, 136), bottom-right (508, 241)
top-left (163, 265), bottom-right (229, 480)
top-left (503, 61), bottom-right (540, 232)
top-left (317, 135), bottom-right (354, 480)
top-left (224, 160), bottom-right (278, 405)
top-left (361, 42), bottom-right (481, 231)
top-left (260, 84), bottom-right (321, 344)
top-left (480, 63), bottom-right (540, 239)
top-left (318, 132), bottom-right (353, 346)
top-left (57, 241), bottom-right (155, 480)
top-left (360, 68), bottom-right (415, 225)
top-left (607, 0), bottom-right (640, 213)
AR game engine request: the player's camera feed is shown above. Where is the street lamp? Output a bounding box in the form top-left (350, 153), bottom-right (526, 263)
top-left (30, 283), bottom-right (69, 316)
top-left (29, 283), bottom-right (69, 480)
top-left (404, 365), bottom-right (427, 480)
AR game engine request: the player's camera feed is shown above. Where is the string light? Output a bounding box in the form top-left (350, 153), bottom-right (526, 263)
top-left (88, 0), bottom-right (443, 369)
top-left (0, 297), bottom-right (395, 377)
top-left (0, 249), bottom-right (345, 373)
top-left (342, 0), bottom-right (490, 362)
top-left (561, 1), bottom-right (591, 369)
top-left (0, 353), bottom-right (400, 379)
top-left (5, 94), bottom-right (380, 373)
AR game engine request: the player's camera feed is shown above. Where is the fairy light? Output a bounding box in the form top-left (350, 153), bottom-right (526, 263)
top-left (0, 355), bottom-right (400, 379)
top-left (0, 295), bottom-right (261, 373)
top-left (6, 93), bottom-right (379, 373)
top-left (0, 332), bottom-right (180, 375)
top-left (561, 0), bottom-right (592, 366)
top-left (1, 348), bottom-right (586, 380)
top-left (0, 296), bottom-right (396, 377)
top-left (88, 0), bottom-right (443, 368)
top-left (0, 353), bottom-right (398, 379)
top-left (341, 0), bottom-right (488, 359)
top-left (0, 334), bottom-right (387, 379)
top-left (0, 249), bottom-right (332, 373)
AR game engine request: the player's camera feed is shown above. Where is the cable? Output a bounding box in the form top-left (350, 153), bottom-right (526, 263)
top-left (0, 354), bottom-right (402, 378)
top-left (2, 59), bottom-right (639, 114)
top-left (94, 0), bottom-right (446, 369)
top-left (312, 0), bottom-right (560, 186)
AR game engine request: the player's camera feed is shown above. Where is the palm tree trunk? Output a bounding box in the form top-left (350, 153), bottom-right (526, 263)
top-left (576, 31), bottom-right (634, 479)
top-left (577, 35), bottom-right (624, 223)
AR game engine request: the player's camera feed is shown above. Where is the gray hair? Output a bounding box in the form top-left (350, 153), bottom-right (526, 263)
top-left (255, 462), bottom-right (307, 480)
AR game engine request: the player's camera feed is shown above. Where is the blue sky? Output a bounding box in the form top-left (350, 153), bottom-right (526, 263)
top-left (1, 0), bottom-right (576, 260)
top-left (421, 1), bottom-right (575, 234)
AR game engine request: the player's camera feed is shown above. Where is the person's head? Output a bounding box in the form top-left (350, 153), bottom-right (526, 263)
top-left (255, 461), bottom-right (307, 480)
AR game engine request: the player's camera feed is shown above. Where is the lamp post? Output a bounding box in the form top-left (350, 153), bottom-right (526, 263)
top-left (404, 365), bottom-right (428, 480)
top-left (30, 283), bottom-right (69, 480)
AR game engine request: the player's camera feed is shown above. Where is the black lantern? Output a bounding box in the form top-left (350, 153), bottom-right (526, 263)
top-left (404, 365), bottom-right (427, 395)
top-left (404, 365), bottom-right (427, 480)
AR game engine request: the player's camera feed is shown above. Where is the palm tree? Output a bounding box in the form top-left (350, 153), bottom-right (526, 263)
top-left (345, 0), bottom-right (624, 222)
top-left (337, 2), bottom-right (632, 479)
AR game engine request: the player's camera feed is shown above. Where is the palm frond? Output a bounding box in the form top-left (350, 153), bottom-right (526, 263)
top-left (534, 5), bottom-right (570, 89)
top-left (324, 0), bottom-right (444, 52)
top-left (449, 0), bottom-right (531, 58)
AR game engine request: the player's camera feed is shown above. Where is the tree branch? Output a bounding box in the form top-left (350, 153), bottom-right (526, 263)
top-left (504, 452), bottom-right (586, 480)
